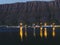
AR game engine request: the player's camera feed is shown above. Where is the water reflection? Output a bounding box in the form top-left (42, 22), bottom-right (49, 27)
top-left (25, 25), bottom-right (27, 37)
top-left (25, 31), bottom-right (27, 37)
top-left (44, 23), bottom-right (47, 38)
top-left (52, 27), bottom-right (56, 37)
top-left (40, 27), bottom-right (43, 38)
top-left (40, 23), bottom-right (43, 38)
top-left (44, 28), bottom-right (47, 38)
top-left (52, 23), bottom-right (56, 37)
top-left (19, 23), bottom-right (57, 40)
top-left (20, 23), bottom-right (23, 41)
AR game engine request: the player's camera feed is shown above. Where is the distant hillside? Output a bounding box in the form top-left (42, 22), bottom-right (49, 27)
top-left (0, 1), bottom-right (60, 25)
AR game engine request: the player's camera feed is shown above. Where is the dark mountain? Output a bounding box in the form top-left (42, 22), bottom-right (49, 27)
top-left (0, 0), bottom-right (60, 25)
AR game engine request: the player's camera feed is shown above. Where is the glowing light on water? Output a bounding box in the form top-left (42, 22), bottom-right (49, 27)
top-left (19, 22), bottom-right (58, 40)
top-left (40, 27), bottom-right (43, 38)
top-left (53, 27), bottom-right (55, 30)
top-left (44, 28), bottom-right (47, 38)
top-left (20, 23), bottom-right (23, 41)
top-left (20, 26), bottom-right (23, 40)
top-left (52, 23), bottom-right (56, 37)
top-left (52, 27), bottom-right (55, 37)
top-left (52, 30), bottom-right (55, 37)
top-left (25, 25), bottom-right (27, 37)
top-left (25, 31), bottom-right (27, 37)
top-left (44, 23), bottom-right (47, 38)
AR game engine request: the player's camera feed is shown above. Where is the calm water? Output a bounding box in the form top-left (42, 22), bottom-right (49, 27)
top-left (0, 27), bottom-right (60, 45)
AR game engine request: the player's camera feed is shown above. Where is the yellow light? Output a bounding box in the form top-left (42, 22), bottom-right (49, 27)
top-left (40, 27), bottom-right (43, 30)
top-left (40, 27), bottom-right (43, 38)
top-left (52, 30), bottom-right (55, 37)
top-left (20, 23), bottom-right (23, 41)
top-left (20, 23), bottom-right (22, 25)
top-left (25, 25), bottom-right (27, 37)
top-left (52, 27), bottom-right (56, 37)
top-left (44, 28), bottom-right (47, 38)
top-left (53, 27), bottom-right (55, 31)
top-left (25, 31), bottom-right (27, 37)
top-left (44, 23), bottom-right (47, 26)
top-left (52, 22), bottom-right (56, 37)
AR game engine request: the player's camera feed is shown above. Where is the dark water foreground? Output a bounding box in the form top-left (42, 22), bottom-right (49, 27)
top-left (0, 27), bottom-right (60, 45)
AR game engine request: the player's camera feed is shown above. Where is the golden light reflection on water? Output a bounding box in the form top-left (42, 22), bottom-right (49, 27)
top-left (44, 23), bottom-right (47, 38)
top-left (20, 23), bottom-right (23, 41)
top-left (52, 27), bottom-right (55, 37)
top-left (25, 25), bottom-right (27, 37)
top-left (40, 27), bottom-right (43, 38)
top-left (44, 28), bottom-right (47, 38)
top-left (19, 23), bottom-right (57, 40)
top-left (52, 23), bottom-right (56, 37)
top-left (25, 30), bottom-right (27, 37)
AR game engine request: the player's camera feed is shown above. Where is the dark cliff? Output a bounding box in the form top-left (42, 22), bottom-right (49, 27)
top-left (0, 1), bottom-right (60, 25)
